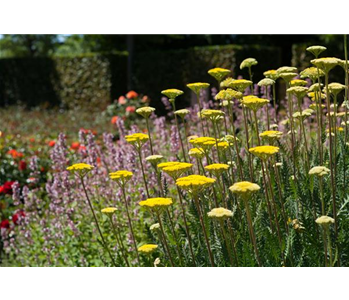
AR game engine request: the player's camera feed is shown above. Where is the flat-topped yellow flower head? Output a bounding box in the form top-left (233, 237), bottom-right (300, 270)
top-left (187, 82), bottom-right (210, 95)
top-left (306, 45), bottom-right (327, 58)
top-left (277, 66), bottom-right (297, 75)
top-left (300, 67), bottom-right (325, 81)
top-left (287, 86), bottom-right (309, 98)
top-left (67, 163), bottom-right (94, 177)
top-left (290, 79), bottom-right (308, 87)
top-left (328, 83), bottom-right (346, 96)
top-left (279, 72), bottom-right (298, 82)
top-left (161, 89), bottom-right (184, 100)
top-left (205, 163), bottom-right (229, 176)
top-left (109, 170), bottom-right (133, 185)
top-left (309, 166), bottom-right (330, 177)
top-left (200, 109), bottom-right (225, 122)
top-left (101, 207), bottom-right (117, 214)
top-left (216, 141), bottom-right (229, 150)
top-left (230, 79), bottom-right (253, 93)
top-left (263, 69), bottom-right (279, 80)
top-left (189, 136), bottom-right (217, 151)
top-left (311, 57), bottom-right (341, 73)
top-left (258, 78), bottom-right (275, 87)
top-left (229, 181), bottom-right (260, 198)
top-left (220, 77), bottom-right (235, 89)
top-left (249, 145), bottom-right (279, 160)
top-left (208, 67), bottom-right (231, 82)
top-left (241, 97), bottom-right (269, 111)
top-left (139, 197), bottom-right (173, 212)
top-left (136, 106), bottom-right (155, 118)
top-left (146, 155), bottom-right (164, 166)
top-left (308, 83), bottom-right (323, 92)
top-left (315, 216), bottom-right (334, 227)
top-left (293, 110), bottom-right (313, 120)
top-left (260, 130), bottom-right (283, 143)
top-left (138, 244), bottom-right (158, 254)
top-left (157, 161), bottom-right (193, 179)
top-left (208, 207), bottom-right (233, 219)
top-left (176, 175), bottom-right (216, 194)
top-left (125, 133), bottom-right (149, 149)
top-left (240, 58), bottom-right (258, 69)
top-left (215, 88), bottom-right (243, 101)
top-left (188, 147), bottom-right (205, 159)
top-left (174, 109), bottom-right (190, 119)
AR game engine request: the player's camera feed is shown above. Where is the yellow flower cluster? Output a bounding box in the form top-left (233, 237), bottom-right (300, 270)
top-left (200, 109), bottom-right (225, 122)
top-left (309, 166), bottom-right (330, 177)
top-left (287, 86), bottom-right (308, 98)
top-left (109, 170), bottom-right (133, 185)
top-left (241, 97), bottom-right (269, 111)
top-left (215, 88), bottom-right (243, 101)
top-left (258, 78), bottom-right (275, 87)
top-left (189, 136), bottom-right (216, 151)
top-left (145, 155), bottom-right (164, 164)
top-left (174, 109), bottom-right (190, 118)
top-left (311, 57), bottom-right (341, 73)
top-left (188, 147), bottom-right (205, 158)
top-left (290, 79), bottom-right (308, 87)
top-left (300, 67), bottom-right (325, 81)
top-left (138, 244), bottom-right (158, 254)
top-left (306, 45), bottom-right (327, 57)
top-left (328, 82), bottom-right (346, 96)
top-left (208, 67), bottom-right (231, 82)
top-left (101, 207), bottom-right (117, 214)
top-left (161, 89), bottom-right (184, 99)
top-left (315, 216), bottom-right (335, 226)
top-left (187, 82), bottom-right (210, 95)
top-left (204, 163), bottom-right (229, 176)
top-left (139, 197), bottom-right (173, 209)
top-left (240, 58), bottom-right (258, 69)
top-left (157, 161), bottom-right (193, 178)
top-left (230, 79), bottom-right (252, 92)
top-left (67, 163), bottom-right (94, 172)
top-left (259, 130), bottom-right (283, 140)
top-left (207, 207), bottom-right (233, 219)
top-left (249, 145), bottom-right (279, 160)
top-left (229, 181), bottom-right (260, 197)
top-left (263, 69), bottom-right (279, 80)
top-left (136, 106), bottom-right (155, 118)
top-left (125, 133), bottom-right (149, 149)
top-left (176, 175), bottom-right (216, 193)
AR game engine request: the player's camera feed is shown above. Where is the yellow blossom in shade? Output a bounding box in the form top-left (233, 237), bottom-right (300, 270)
top-left (328, 82), bottom-right (346, 96)
top-left (315, 216), bottom-right (335, 226)
top-left (293, 110), bottom-right (313, 120)
top-left (277, 66), bottom-right (298, 74)
top-left (241, 97), bottom-right (269, 111)
top-left (216, 141), bottom-right (229, 150)
top-left (249, 145), bottom-right (279, 160)
top-left (300, 67), bottom-right (325, 81)
top-left (174, 109), bottom-right (190, 119)
top-left (145, 155), bottom-right (164, 165)
top-left (200, 109), bottom-right (225, 122)
top-left (136, 106), bottom-right (155, 118)
top-left (189, 136), bottom-right (217, 151)
top-left (207, 207), bottom-right (233, 219)
top-left (230, 79), bottom-right (253, 92)
top-left (309, 166), bottom-right (330, 177)
top-left (176, 175), bottom-right (216, 193)
top-left (67, 163), bottom-right (94, 172)
top-left (259, 130), bottom-right (283, 143)
top-left (157, 162), bottom-right (193, 178)
top-left (279, 72), bottom-right (298, 82)
top-left (205, 163), bottom-right (229, 176)
top-left (187, 82), bottom-right (210, 95)
top-left (339, 59), bottom-right (349, 69)
top-left (263, 69), bottom-right (279, 80)
top-left (221, 135), bottom-right (240, 146)
top-left (306, 45), bottom-right (327, 57)
top-left (215, 88), bottom-right (243, 101)
top-left (308, 92), bottom-right (326, 101)
top-left (290, 79), bottom-right (308, 87)
top-left (287, 86), bottom-right (309, 98)
top-left (125, 133), bottom-right (149, 148)
top-left (308, 83), bottom-right (323, 92)
top-left (188, 147), bottom-right (205, 158)
top-left (311, 57), bottom-right (341, 73)
top-left (101, 207), bottom-right (117, 214)
top-left (240, 58), bottom-right (258, 69)
top-left (139, 197), bottom-right (173, 211)
top-left (208, 67), bottom-right (231, 82)
top-left (309, 103), bottom-right (326, 110)
top-left (220, 77), bottom-right (235, 89)
top-left (138, 244), bottom-right (158, 254)
top-left (258, 78), bottom-right (275, 87)
top-left (161, 89), bottom-right (184, 100)
top-left (150, 223), bottom-right (160, 231)
top-left (109, 170), bottom-right (133, 185)
top-left (229, 181), bottom-right (260, 197)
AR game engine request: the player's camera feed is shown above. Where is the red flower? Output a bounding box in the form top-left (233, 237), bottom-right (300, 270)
top-left (126, 106), bottom-right (136, 113)
top-left (0, 219), bottom-right (10, 229)
top-left (12, 211), bottom-right (26, 225)
top-left (71, 142), bottom-right (80, 150)
top-left (141, 95), bottom-right (150, 103)
top-left (48, 140), bottom-right (56, 147)
top-left (126, 91), bottom-right (138, 99)
top-left (111, 116), bottom-right (118, 124)
top-left (1, 181), bottom-right (15, 195)
top-left (19, 160), bottom-right (27, 171)
top-left (7, 149), bottom-right (24, 159)
top-left (29, 138), bottom-right (35, 143)
top-left (78, 145), bottom-right (86, 152)
top-left (118, 96), bottom-right (127, 105)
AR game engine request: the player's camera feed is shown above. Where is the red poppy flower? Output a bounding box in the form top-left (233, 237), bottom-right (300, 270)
top-left (1, 181), bottom-right (15, 195)
top-left (0, 219), bottom-right (10, 229)
top-left (126, 106), bottom-right (136, 113)
top-left (118, 96), bottom-right (127, 105)
top-left (71, 142), bottom-right (80, 150)
top-left (126, 91), bottom-right (138, 99)
top-left (19, 160), bottom-right (27, 171)
top-left (12, 211), bottom-right (26, 225)
top-left (48, 140), bottom-right (56, 147)
top-left (111, 116), bottom-right (118, 124)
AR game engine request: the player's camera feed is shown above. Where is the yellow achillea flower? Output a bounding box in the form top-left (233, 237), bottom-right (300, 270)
top-left (308, 91), bottom-right (326, 101)
top-left (300, 67), bottom-right (325, 81)
top-left (293, 110), bottom-right (313, 120)
top-left (306, 45), bottom-right (327, 57)
top-left (109, 170), bottom-right (133, 185)
top-left (216, 141), bottom-right (229, 150)
top-left (311, 57), bottom-right (341, 73)
top-left (328, 82), bottom-right (346, 96)
top-left (309, 103), bottom-right (326, 110)
top-left (187, 82), bottom-right (210, 95)
top-left (215, 88), bottom-right (243, 101)
top-left (309, 166), bottom-right (330, 177)
top-left (139, 197), bottom-right (173, 210)
top-left (230, 79), bottom-right (253, 93)
top-left (189, 136), bottom-right (217, 151)
top-left (258, 78), bottom-right (275, 87)
top-left (174, 109), bottom-right (190, 119)
top-left (145, 155), bottom-right (164, 165)
top-left (157, 161), bottom-right (193, 178)
top-left (176, 175), bottom-right (216, 193)
top-left (287, 86), bottom-right (308, 98)
top-left (150, 223), bottom-right (160, 231)
top-left (279, 72), bottom-right (297, 82)
top-left (240, 58), bottom-right (258, 69)
top-left (136, 106), bottom-right (155, 118)
top-left (290, 79), bottom-right (308, 87)
top-left (229, 181), bottom-right (260, 197)
top-left (205, 163), bottom-right (229, 176)
top-left (125, 133), bottom-right (149, 149)
top-left (138, 244), bottom-right (158, 254)
top-left (315, 216), bottom-right (334, 226)
top-left (208, 67), bottom-right (231, 82)
top-left (188, 147), bottom-right (205, 159)
top-left (207, 207), bottom-right (233, 219)
top-left (161, 89), bottom-right (184, 99)
top-left (200, 109), bottom-right (225, 122)
top-left (241, 97), bottom-right (269, 111)
top-left (308, 83), bottom-right (323, 92)
top-left (249, 145), bottom-right (279, 160)
top-left (220, 77), bottom-right (235, 89)
top-left (101, 207), bottom-right (117, 214)
top-left (67, 163), bottom-right (94, 172)
top-left (277, 66), bottom-right (297, 75)
top-left (259, 130), bottom-right (283, 143)
top-left (263, 69), bottom-right (279, 80)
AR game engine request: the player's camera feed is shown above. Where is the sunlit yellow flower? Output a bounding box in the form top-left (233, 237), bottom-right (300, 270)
top-left (139, 197), bottom-right (173, 210)
top-left (150, 223), bottom-right (160, 231)
top-left (136, 106), bottom-right (155, 118)
top-left (146, 155), bottom-right (164, 165)
top-left (293, 110), bottom-right (313, 120)
top-left (161, 89), bottom-right (184, 99)
top-left (138, 244), bottom-right (158, 254)
top-left (189, 136), bottom-right (217, 151)
top-left (205, 163), bottom-right (229, 176)
top-left (240, 58), bottom-right (258, 69)
top-left (187, 82), bottom-right (210, 95)
top-left (259, 130), bottom-right (283, 143)
top-left (258, 78), bottom-right (275, 87)
top-left (311, 57), bottom-right (341, 73)
top-left (309, 103), bottom-right (326, 110)
top-left (157, 161), bottom-right (193, 178)
top-left (220, 77), bottom-right (235, 89)
top-left (229, 181), bottom-right (260, 197)
top-left (249, 145), bottom-right (279, 160)
top-left (207, 207), bottom-right (233, 219)
top-left (308, 83), bottom-right (323, 92)
top-left (174, 109), bottom-right (190, 119)
top-left (208, 67), bottom-right (231, 82)
top-left (279, 72), bottom-right (297, 82)
top-left (101, 207), bottom-right (117, 214)
top-left (221, 135), bottom-right (240, 146)
top-left (67, 163), bottom-right (94, 172)
top-left (309, 166), bottom-right (330, 177)
top-left (315, 216), bottom-right (334, 226)
top-left (241, 97), bottom-right (269, 111)
top-left (176, 175), bottom-right (216, 193)
top-left (125, 133), bottom-right (149, 149)
top-left (109, 170), bottom-right (133, 185)
top-left (263, 69), bottom-right (279, 80)
top-left (200, 109), bottom-right (225, 122)
top-left (287, 86), bottom-right (309, 98)
top-left (215, 88), bottom-right (243, 101)
top-left (290, 79), bottom-right (308, 87)
top-left (188, 147), bottom-right (205, 159)
top-left (277, 66), bottom-right (297, 74)
top-left (300, 67), bottom-right (325, 81)
top-left (328, 82), bottom-right (346, 96)
top-left (230, 79), bottom-right (253, 92)
top-left (306, 45), bottom-right (327, 57)
top-left (216, 141), bottom-right (229, 150)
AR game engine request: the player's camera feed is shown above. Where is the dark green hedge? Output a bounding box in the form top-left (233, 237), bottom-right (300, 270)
top-left (0, 44), bottom-right (281, 109)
